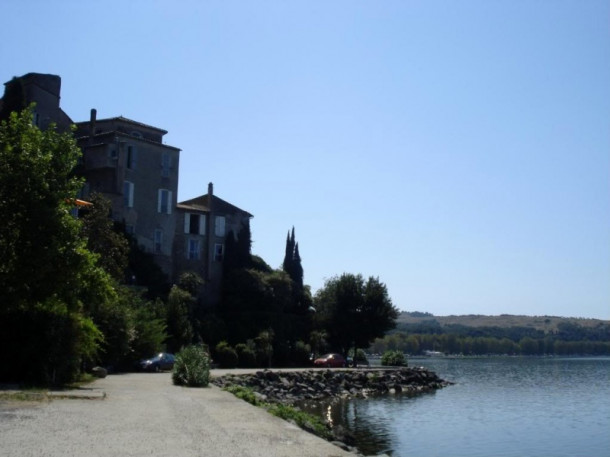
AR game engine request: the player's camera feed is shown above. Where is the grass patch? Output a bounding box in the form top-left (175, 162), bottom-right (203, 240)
top-left (267, 403), bottom-right (332, 440)
top-left (222, 384), bottom-right (332, 441)
top-left (0, 391), bottom-right (50, 402)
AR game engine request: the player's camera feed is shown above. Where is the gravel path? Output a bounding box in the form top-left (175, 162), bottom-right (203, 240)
top-left (0, 372), bottom-right (353, 457)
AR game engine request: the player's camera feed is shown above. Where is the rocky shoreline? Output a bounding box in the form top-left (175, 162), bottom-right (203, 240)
top-left (212, 367), bottom-right (451, 404)
top-left (212, 367), bottom-right (452, 456)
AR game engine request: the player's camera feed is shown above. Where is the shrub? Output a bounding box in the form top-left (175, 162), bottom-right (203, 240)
top-left (235, 343), bottom-right (257, 368)
top-left (215, 341), bottom-right (238, 368)
top-left (381, 350), bottom-right (407, 367)
top-left (172, 345), bottom-right (210, 387)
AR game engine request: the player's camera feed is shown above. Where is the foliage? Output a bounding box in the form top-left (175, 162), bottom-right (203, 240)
top-left (172, 345), bottom-right (210, 387)
top-left (370, 331), bottom-right (610, 356)
top-left (381, 350), bottom-right (407, 367)
top-left (254, 329), bottom-right (274, 368)
top-left (165, 285), bottom-right (194, 353)
top-left (223, 385), bottom-right (262, 406)
top-left (267, 403), bottom-right (332, 441)
top-left (123, 227), bottom-right (170, 299)
top-left (79, 193), bottom-right (129, 281)
top-left (177, 271), bottom-right (204, 297)
top-left (90, 286), bottom-right (167, 371)
top-left (223, 223), bottom-right (252, 272)
top-left (293, 340), bottom-right (312, 366)
top-left (314, 273), bottom-right (399, 354)
top-left (223, 385), bottom-right (332, 440)
top-left (235, 343), bottom-right (257, 368)
top-left (0, 108), bottom-right (113, 384)
top-left (214, 341), bottom-right (239, 368)
top-left (282, 227), bottom-right (303, 290)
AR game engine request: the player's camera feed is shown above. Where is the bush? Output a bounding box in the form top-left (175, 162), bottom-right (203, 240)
top-left (235, 343), bottom-right (257, 368)
top-left (172, 345), bottom-right (210, 387)
top-left (381, 350), bottom-right (407, 367)
top-left (215, 341), bottom-right (238, 368)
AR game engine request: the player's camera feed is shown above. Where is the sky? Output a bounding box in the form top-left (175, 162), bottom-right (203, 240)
top-left (1, 1), bottom-right (608, 319)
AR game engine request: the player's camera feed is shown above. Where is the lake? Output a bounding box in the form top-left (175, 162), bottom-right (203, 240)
top-left (301, 357), bottom-right (610, 457)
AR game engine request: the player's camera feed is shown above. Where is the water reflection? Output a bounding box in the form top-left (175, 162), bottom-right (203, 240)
top-left (299, 391), bottom-right (439, 456)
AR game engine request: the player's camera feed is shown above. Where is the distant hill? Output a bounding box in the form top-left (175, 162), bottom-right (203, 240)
top-left (396, 312), bottom-right (609, 333)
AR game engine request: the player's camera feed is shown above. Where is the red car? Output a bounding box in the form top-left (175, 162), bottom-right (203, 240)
top-left (313, 353), bottom-right (347, 368)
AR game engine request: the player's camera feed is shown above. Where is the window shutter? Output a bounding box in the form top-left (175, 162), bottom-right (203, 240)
top-left (167, 191), bottom-right (172, 214)
top-left (184, 213), bottom-right (190, 233)
top-left (157, 189), bottom-right (162, 213)
top-left (129, 182), bottom-right (134, 207)
top-left (199, 215), bottom-right (206, 235)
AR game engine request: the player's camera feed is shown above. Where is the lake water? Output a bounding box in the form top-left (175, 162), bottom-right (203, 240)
top-left (303, 357), bottom-right (610, 457)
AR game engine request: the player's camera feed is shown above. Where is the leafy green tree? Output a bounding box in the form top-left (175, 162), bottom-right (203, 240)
top-left (165, 285), bottom-right (195, 353)
top-left (0, 107), bottom-right (113, 383)
top-left (314, 273), bottom-right (399, 355)
top-left (80, 193), bottom-right (129, 281)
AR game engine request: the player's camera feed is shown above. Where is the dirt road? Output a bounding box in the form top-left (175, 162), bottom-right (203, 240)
top-left (0, 372), bottom-right (353, 457)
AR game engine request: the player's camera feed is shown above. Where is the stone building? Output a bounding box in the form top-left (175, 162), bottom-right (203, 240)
top-left (1, 72), bottom-right (252, 305)
top-left (0, 72), bottom-right (72, 131)
top-left (74, 110), bottom-right (181, 277)
top-left (174, 182), bottom-right (252, 305)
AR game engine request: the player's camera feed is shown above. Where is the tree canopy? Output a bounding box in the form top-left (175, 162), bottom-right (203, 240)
top-left (0, 107), bottom-right (114, 383)
top-left (314, 273), bottom-right (399, 354)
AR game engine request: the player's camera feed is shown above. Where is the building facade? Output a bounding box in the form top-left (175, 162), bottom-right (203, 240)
top-left (2, 72), bottom-right (252, 304)
top-left (174, 183), bottom-right (252, 305)
top-left (74, 110), bottom-right (181, 277)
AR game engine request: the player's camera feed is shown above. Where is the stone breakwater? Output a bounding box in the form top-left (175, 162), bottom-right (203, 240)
top-left (212, 367), bottom-right (452, 404)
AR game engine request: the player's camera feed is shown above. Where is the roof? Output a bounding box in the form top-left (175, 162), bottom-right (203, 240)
top-left (177, 194), bottom-right (252, 218)
top-left (74, 115), bottom-right (168, 134)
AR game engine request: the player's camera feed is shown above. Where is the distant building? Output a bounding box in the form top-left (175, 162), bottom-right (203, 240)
top-left (174, 183), bottom-right (252, 305)
top-left (2, 72), bottom-right (252, 305)
top-left (0, 72), bottom-right (72, 131)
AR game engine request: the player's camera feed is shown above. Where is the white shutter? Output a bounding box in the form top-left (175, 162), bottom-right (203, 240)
top-left (184, 213), bottom-right (190, 233)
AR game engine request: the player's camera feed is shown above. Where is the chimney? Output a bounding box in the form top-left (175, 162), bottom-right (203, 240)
top-left (89, 108), bottom-right (97, 138)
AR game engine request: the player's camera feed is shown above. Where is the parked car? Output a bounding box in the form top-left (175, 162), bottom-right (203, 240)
top-left (139, 353), bottom-right (175, 372)
top-left (313, 353), bottom-right (347, 368)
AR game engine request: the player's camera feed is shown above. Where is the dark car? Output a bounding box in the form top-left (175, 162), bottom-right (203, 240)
top-left (313, 353), bottom-right (347, 368)
top-left (139, 353), bottom-right (175, 372)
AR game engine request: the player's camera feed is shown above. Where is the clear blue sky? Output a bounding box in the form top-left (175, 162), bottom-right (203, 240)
top-left (2, 1), bottom-right (608, 319)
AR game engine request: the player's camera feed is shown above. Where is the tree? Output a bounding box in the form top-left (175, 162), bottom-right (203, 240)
top-left (165, 285), bottom-right (195, 353)
top-left (314, 273), bottom-right (399, 355)
top-left (0, 107), bottom-right (112, 383)
top-left (282, 227), bottom-right (303, 290)
top-left (80, 193), bottom-right (129, 282)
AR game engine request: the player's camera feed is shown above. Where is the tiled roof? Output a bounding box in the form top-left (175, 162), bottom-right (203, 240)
top-left (177, 194), bottom-right (252, 217)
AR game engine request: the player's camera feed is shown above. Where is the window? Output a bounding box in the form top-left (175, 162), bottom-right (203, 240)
top-left (154, 229), bottom-right (163, 254)
top-left (161, 153), bottom-right (171, 177)
top-left (188, 239), bottom-right (200, 260)
top-left (126, 145), bottom-right (137, 169)
top-left (123, 181), bottom-right (134, 208)
top-left (157, 189), bottom-right (172, 214)
top-left (125, 225), bottom-right (135, 235)
top-left (215, 216), bottom-right (226, 237)
top-left (214, 243), bottom-right (224, 262)
top-left (184, 213), bottom-right (205, 235)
